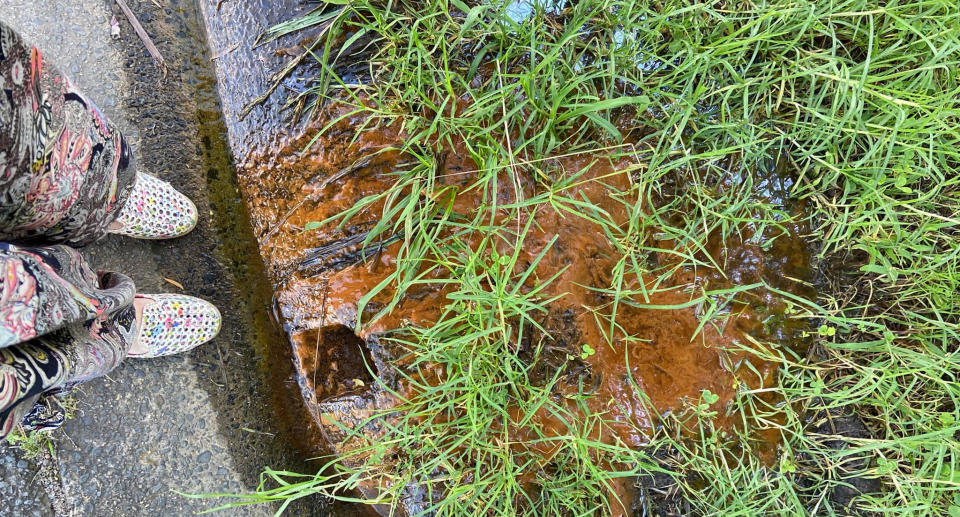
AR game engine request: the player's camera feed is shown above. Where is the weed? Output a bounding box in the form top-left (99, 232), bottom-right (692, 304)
top-left (5, 426), bottom-right (55, 461)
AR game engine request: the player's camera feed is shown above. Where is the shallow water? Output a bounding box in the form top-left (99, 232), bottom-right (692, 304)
top-left (232, 95), bottom-right (815, 512)
top-left (198, 2), bottom-right (816, 512)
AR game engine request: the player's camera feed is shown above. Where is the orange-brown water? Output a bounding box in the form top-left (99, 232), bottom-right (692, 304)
top-left (237, 100), bottom-right (813, 513)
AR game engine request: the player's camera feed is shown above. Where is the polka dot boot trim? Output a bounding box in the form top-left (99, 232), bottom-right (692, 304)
top-left (128, 294), bottom-right (221, 359)
top-left (110, 172), bottom-right (198, 239)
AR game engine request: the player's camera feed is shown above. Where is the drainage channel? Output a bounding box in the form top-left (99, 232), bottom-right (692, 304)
top-left (109, 0), bottom-right (353, 514)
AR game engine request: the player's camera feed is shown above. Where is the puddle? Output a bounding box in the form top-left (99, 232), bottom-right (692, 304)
top-left (232, 97), bottom-right (814, 507)
top-left (199, 0), bottom-right (815, 512)
top-left (504, 0), bottom-right (566, 23)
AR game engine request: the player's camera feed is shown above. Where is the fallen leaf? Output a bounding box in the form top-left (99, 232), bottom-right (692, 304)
top-left (163, 277), bottom-right (184, 290)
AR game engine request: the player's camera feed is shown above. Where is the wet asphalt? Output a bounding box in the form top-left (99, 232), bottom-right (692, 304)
top-left (0, 1), bottom-right (328, 515)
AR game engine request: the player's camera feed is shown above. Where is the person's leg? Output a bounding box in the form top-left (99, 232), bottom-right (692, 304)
top-left (0, 22), bottom-right (220, 438)
top-left (0, 243), bottom-right (219, 438)
top-left (0, 243), bottom-right (135, 347)
top-left (0, 310), bottom-right (135, 438)
top-left (0, 22), bottom-right (136, 246)
top-left (0, 241), bottom-right (136, 437)
top-left (0, 21), bottom-right (196, 246)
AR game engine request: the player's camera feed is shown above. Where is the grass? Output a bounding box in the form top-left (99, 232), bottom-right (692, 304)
top-left (207, 0), bottom-right (960, 515)
top-left (5, 426), bottom-right (55, 460)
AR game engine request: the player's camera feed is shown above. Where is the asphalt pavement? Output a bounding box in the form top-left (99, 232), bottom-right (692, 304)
top-left (0, 1), bottom-right (327, 515)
